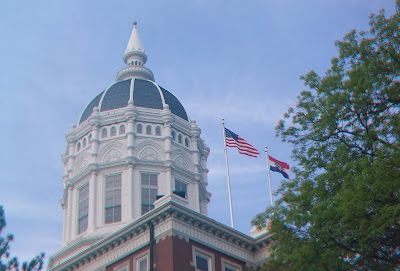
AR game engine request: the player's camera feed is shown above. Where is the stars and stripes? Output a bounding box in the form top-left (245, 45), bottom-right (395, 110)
top-left (224, 128), bottom-right (260, 157)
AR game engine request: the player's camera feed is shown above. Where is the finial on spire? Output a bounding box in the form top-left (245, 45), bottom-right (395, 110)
top-left (116, 20), bottom-right (155, 82)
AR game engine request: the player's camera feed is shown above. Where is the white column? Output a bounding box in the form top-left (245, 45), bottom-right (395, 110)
top-left (127, 164), bottom-right (134, 220)
top-left (122, 165), bottom-right (133, 222)
top-left (69, 188), bottom-right (78, 239)
top-left (88, 171), bottom-right (97, 232)
top-left (166, 167), bottom-right (173, 195)
top-left (62, 192), bottom-right (67, 246)
top-left (163, 121), bottom-right (173, 195)
top-left (193, 177), bottom-right (200, 212)
top-left (91, 125), bottom-right (99, 164)
top-left (66, 185), bottom-right (73, 243)
top-left (164, 122), bottom-right (172, 161)
top-left (67, 141), bottom-right (76, 178)
top-left (127, 119), bottom-right (135, 157)
top-left (133, 170), bottom-right (141, 219)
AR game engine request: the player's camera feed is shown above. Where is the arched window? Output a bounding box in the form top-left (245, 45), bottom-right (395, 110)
top-left (88, 133), bottom-right (92, 142)
top-left (178, 134), bottom-right (182, 144)
top-left (110, 126), bottom-right (117, 137)
top-left (155, 126), bottom-right (161, 136)
top-left (171, 130), bottom-right (176, 141)
top-left (77, 142), bottom-right (81, 152)
top-left (83, 138), bottom-right (87, 148)
top-left (119, 125), bottom-right (126, 135)
top-left (146, 125), bottom-right (152, 135)
top-left (137, 124), bottom-right (143, 134)
top-left (101, 128), bottom-right (108, 138)
top-left (185, 138), bottom-right (189, 147)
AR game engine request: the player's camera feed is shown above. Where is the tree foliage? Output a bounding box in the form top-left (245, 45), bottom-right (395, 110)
top-left (253, 2), bottom-right (400, 270)
top-left (0, 206), bottom-right (44, 271)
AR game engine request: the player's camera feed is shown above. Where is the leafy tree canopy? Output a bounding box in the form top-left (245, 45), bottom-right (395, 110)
top-left (0, 206), bottom-right (44, 271)
top-left (253, 2), bottom-right (400, 270)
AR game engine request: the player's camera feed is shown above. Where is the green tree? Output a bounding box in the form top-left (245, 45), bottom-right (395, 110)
top-left (253, 2), bottom-right (400, 270)
top-left (0, 206), bottom-right (44, 271)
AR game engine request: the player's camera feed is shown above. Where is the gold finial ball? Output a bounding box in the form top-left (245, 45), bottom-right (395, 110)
top-left (133, 20), bottom-right (137, 26)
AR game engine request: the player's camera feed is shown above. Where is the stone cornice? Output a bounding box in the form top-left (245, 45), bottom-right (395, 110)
top-left (48, 202), bottom-right (270, 271)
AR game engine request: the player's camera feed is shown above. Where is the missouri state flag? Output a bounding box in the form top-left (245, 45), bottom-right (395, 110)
top-left (269, 155), bottom-right (290, 179)
top-left (224, 128), bottom-right (260, 157)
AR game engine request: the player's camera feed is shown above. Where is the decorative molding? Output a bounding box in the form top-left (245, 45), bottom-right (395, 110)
top-left (48, 202), bottom-right (270, 271)
top-left (171, 149), bottom-right (194, 171)
top-left (103, 149), bottom-right (122, 163)
top-left (139, 147), bottom-right (159, 160)
top-left (74, 153), bottom-right (91, 173)
top-left (174, 155), bottom-right (188, 169)
top-left (134, 140), bottom-right (164, 160)
top-left (98, 142), bottom-right (126, 163)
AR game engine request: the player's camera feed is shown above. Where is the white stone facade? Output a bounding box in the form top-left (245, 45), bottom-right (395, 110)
top-left (59, 22), bottom-right (211, 249)
top-left (61, 99), bottom-right (211, 246)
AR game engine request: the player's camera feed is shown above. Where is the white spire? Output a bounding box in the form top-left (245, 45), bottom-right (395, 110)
top-left (116, 21), bottom-right (155, 82)
top-left (125, 21), bottom-right (144, 53)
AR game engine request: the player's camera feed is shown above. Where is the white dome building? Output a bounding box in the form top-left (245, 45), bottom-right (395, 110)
top-left (49, 22), bottom-right (270, 271)
top-left (60, 21), bottom-right (211, 246)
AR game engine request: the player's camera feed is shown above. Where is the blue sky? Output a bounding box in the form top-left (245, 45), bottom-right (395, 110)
top-left (0, 0), bottom-right (396, 267)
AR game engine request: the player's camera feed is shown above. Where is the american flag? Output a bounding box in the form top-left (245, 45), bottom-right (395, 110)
top-left (224, 128), bottom-right (260, 157)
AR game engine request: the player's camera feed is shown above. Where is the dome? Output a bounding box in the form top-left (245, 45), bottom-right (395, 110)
top-left (79, 78), bottom-right (188, 124)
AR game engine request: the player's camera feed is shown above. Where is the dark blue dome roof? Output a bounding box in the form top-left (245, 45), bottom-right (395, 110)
top-left (79, 78), bottom-right (188, 124)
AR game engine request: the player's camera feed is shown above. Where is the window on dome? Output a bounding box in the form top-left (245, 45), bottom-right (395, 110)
top-left (89, 133), bottom-right (92, 142)
top-left (83, 138), bottom-right (87, 148)
top-left (171, 130), bottom-right (176, 141)
top-left (110, 126), bottom-right (117, 137)
top-left (146, 125), bottom-right (152, 135)
top-left (77, 142), bottom-right (81, 152)
top-left (155, 126), bottom-right (161, 136)
top-left (101, 128), bottom-right (108, 138)
top-left (185, 138), bottom-right (189, 147)
top-left (105, 174), bottom-right (122, 224)
top-left (78, 184), bottom-right (89, 234)
top-left (141, 173), bottom-right (158, 215)
top-left (119, 125), bottom-right (126, 135)
top-left (178, 134), bottom-right (182, 144)
top-left (137, 124), bottom-right (143, 134)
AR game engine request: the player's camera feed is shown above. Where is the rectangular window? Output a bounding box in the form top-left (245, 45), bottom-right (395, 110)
top-left (114, 263), bottom-right (129, 271)
top-left (175, 179), bottom-right (187, 197)
top-left (139, 258), bottom-right (147, 271)
top-left (136, 254), bottom-right (148, 271)
top-left (193, 248), bottom-right (214, 271)
top-left (196, 254), bottom-right (209, 271)
top-left (222, 259), bottom-right (241, 271)
top-left (105, 174), bottom-right (122, 224)
top-left (78, 184), bottom-right (89, 234)
top-left (141, 173), bottom-right (158, 215)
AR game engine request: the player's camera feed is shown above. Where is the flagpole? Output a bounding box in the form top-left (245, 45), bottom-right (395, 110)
top-left (265, 146), bottom-right (274, 206)
top-left (222, 118), bottom-right (234, 228)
